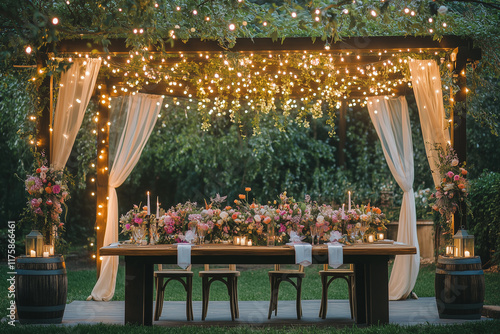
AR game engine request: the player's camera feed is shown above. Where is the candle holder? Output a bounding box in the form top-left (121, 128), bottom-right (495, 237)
top-left (453, 227), bottom-right (475, 258)
top-left (367, 234), bottom-right (375, 243)
top-left (25, 230), bottom-right (44, 257)
top-left (233, 236), bottom-right (241, 245)
top-left (445, 245), bottom-right (455, 257)
top-left (377, 232), bottom-right (385, 241)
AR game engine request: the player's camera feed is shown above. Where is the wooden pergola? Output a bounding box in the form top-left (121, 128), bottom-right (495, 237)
top-left (35, 35), bottom-right (480, 275)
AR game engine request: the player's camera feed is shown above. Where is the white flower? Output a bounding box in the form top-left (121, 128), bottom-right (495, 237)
top-left (317, 215), bottom-right (325, 223)
top-left (254, 215), bottom-right (262, 223)
top-left (438, 6), bottom-right (447, 15)
top-left (220, 211), bottom-right (228, 220)
top-left (451, 159), bottom-right (459, 166)
top-left (443, 183), bottom-right (455, 191)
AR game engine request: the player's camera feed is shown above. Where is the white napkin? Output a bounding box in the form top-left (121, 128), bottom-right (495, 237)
top-left (293, 244), bottom-right (312, 266)
top-left (328, 243), bottom-right (343, 269)
top-left (177, 243), bottom-right (192, 269)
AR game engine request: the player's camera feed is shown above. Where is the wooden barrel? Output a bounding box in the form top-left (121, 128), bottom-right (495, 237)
top-left (435, 256), bottom-right (484, 319)
top-left (15, 256), bottom-right (68, 324)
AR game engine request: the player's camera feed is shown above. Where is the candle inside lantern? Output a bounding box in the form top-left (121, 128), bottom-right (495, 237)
top-left (240, 236), bottom-right (247, 245)
top-left (43, 251), bottom-right (49, 258)
top-left (247, 240), bottom-right (252, 246)
top-left (464, 250), bottom-right (470, 257)
top-left (446, 246), bottom-right (453, 256)
top-left (44, 244), bottom-right (54, 256)
top-left (147, 191), bottom-right (151, 215)
top-left (368, 235), bottom-right (374, 243)
top-left (348, 191), bottom-right (351, 211)
top-left (377, 233), bottom-right (384, 240)
top-left (30, 249), bottom-right (36, 257)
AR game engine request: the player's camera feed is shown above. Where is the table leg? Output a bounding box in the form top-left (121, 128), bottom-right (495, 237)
top-left (353, 263), bottom-right (367, 324)
top-left (125, 257), bottom-right (154, 325)
top-left (366, 256), bottom-right (389, 325)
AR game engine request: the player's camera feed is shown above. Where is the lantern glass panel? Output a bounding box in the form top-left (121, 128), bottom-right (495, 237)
top-left (25, 230), bottom-right (44, 257)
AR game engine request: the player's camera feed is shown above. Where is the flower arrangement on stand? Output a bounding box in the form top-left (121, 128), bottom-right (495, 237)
top-left (22, 151), bottom-right (72, 248)
top-left (429, 144), bottom-right (469, 257)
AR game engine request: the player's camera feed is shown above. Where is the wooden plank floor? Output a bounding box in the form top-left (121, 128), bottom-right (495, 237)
top-left (61, 298), bottom-right (489, 327)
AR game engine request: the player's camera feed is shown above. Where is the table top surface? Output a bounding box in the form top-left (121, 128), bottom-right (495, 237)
top-left (100, 242), bottom-right (416, 257)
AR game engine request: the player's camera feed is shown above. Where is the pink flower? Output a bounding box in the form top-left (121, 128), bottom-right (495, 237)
top-left (446, 171), bottom-right (454, 179)
top-left (125, 224), bottom-right (131, 230)
top-left (454, 175), bottom-right (460, 181)
top-left (52, 184), bottom-right (61, 194)
top-left (279, 224), bottom-right (286, 233)
top-left (133, 218), bottom-right (143, 224)
top-left (35, 207), bottom-right (43, 215)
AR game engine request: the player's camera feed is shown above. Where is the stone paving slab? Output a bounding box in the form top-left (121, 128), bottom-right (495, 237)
top-left (61, 298), bottom-right (490, 327)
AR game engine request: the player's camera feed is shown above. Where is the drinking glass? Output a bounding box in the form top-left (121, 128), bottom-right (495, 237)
top-left (310, 225), bottom-right (318, 245)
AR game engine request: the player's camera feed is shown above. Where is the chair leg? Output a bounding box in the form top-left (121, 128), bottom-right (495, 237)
top-left (186, 276), bottom-right (193, 321)
top-left (268, 275), bottom-right (276, 319)
top-left (319, 275), bottom-right (328, 319)
top-left (233, 277), bottom-right (239, 319)
top-left (154, 277), bottom-right (163, 321)
top-left (201, 277), bottom-right (209, 321)
top-left (296, 277), bottom-right (303, 320)
top-left (274, 279), bottom-right (281, 316)
top-left (227, 277), bottom-right (235, 321)
top-left (347, 276), bottom-right (354, 319)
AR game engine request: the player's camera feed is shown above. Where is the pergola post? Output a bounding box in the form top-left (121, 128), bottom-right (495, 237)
top-left (451, 47), bottom-right (468, 234)
top-left (95, 82), bottom-right (110, 278)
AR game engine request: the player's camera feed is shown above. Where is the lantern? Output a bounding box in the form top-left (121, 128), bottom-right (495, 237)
top-left (25, 230), bottom-right (44, 257)
top-left (453, 228), bottom-right (475, 257)
top-left (377, 232), bottom-right (385, 240)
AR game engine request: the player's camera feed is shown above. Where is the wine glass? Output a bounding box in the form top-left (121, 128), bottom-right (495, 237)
top-left (310, 224), bottom-right (318, 245)
top-left (196, 225), bottom-right (206, 245)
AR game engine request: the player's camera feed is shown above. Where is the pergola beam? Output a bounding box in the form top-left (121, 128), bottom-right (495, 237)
top-left (57, 36), bottom-right (474, 55)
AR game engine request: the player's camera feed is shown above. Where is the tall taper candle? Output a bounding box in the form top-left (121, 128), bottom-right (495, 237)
top-left (156, 196), bottom-right (159, 217)
top-left (147, 191), bottom-right (151, 215)
top-left (348, 191), bottom-right (351, 211)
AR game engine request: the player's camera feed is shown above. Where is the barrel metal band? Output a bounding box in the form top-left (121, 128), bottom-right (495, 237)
top-left (16, 269), bottom-right (67, 276)
top-left (436, 269), bottom-right (484, 275)
top-left (17, 257), bottom-right (63, 264)
top-left (438, 257), bottom-right (480, 265)
top-left (17, 304), bottom-right (66, 312)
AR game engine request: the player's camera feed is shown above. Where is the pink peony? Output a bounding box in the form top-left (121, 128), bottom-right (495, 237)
top-left (52, 184), bottom-right (61, 194)
top-left (454, 175), bottom-right (460, 181)
top-left (446, 171), bottom-right (454, 179)
top-left (125, 224), bottom-right (131, 230)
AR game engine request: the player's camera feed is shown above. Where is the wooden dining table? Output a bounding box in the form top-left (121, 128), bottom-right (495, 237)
top-left (100, 242), bottom-right (416, 326)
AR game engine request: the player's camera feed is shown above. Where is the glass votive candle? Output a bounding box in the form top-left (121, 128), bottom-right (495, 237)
top-left (367, 234), bottom-right (375, 243)
top-left (377, 232), bottom-right (385, 240)
top-left (240, 236), bottom-right (247, 245)
top-left (43, 251), bottom-right (49, 258)
top-left (247, 240), bottom-right (252, 246)
top-left (234, 236), bottom-right (241, 245)
top-left (44, 245), bottom-right (54, 257)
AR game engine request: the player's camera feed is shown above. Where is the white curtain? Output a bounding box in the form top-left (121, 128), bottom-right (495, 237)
top-left (89, 93), bottom-right (163, 301)
top-left (367, 96), bottom-right (420, 300)
top-left (409, 59), bottom-right (450, 187)
top-left (51, 58), bottom-right (101, 169)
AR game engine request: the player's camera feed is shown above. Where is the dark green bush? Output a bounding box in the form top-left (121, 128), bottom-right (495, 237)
top-left (469, 171), bottom-right (500, 266)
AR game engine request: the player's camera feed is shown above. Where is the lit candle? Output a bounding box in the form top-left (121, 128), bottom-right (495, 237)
top-left (235, 237), bottom-right (240, 245)
top-left (247, 240), bottom-right (252, 246)
top-left (240, 236), bottom-right (247, 245)
top-left (147, 191), bottom-right (151, 215)
top-left (464, 250), bottom-right (470, 257)
top-left (49, 245), bottom-right (54, 256)
top-left (378, 233), bottom-right (384, 240)
top-left (30, 250), bottom-right (36, 257)
top-left (156, 196), bottom-right (160, 217)
top-left (348, 191), bottom-right (351, 211)
top-left (368, 235), bottom-right (374, 243)
top-left (446, 246), bottom-right (453, 256)
top-left (43, 251), bottom-right (49, 258)
top-left (342, 203), bottom-right (345, 213)
top-left (455, 248), bottom-right (458, 257)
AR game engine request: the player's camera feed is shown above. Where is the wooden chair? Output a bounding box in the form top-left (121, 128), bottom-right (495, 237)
top-left (154, 264), bottom-right (194, 321)
top-left (318, 264), bottom-right (355, 319)
top-left (268, 264), bottom-right (305, 320)
top-left (198, 264), bottom-right (240, 321)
